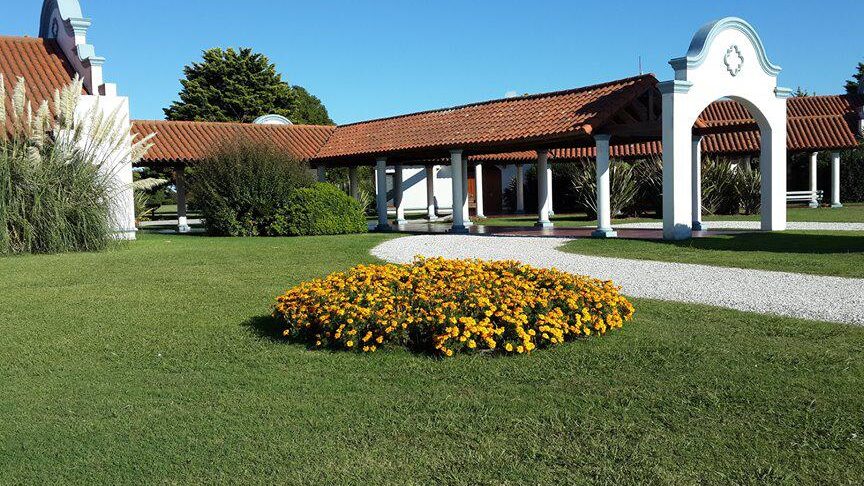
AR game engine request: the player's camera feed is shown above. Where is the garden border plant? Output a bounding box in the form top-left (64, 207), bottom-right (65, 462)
top-left (273, 257), bottom-right (635, 357)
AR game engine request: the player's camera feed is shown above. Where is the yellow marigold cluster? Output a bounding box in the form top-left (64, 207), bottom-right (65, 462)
top-left (272, 257), bottom-right (634, 357)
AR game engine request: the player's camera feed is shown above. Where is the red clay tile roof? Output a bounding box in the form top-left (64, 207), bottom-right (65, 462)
top-left (0, 36), bottom-right (79, 126)
top-left (132, 120), bottom-right (336, 164)
top-left (473, 95), bottom-right (862, 162)
top-left (314, 75), bottom-right (659, 162)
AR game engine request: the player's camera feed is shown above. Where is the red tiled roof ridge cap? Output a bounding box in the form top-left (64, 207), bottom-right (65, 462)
top-left (335, 73), bottom-right (658, 129)
top-left (132, 119), bottom-right (335, 130)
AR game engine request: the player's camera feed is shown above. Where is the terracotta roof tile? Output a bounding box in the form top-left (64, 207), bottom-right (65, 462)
top-left (0, 36), bottom-right (79, 128)
top-left (132, 120), bottom-right (336, 164)
top-left (314, 75), bottom-right (658, 161)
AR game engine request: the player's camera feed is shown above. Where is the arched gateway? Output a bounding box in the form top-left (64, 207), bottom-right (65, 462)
top-left (659, 17), bottom-right (792, 240)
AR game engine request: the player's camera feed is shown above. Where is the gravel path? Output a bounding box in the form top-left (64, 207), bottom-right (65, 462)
top-left (616, 221), bottom-right (864, 231)
top-left (371, 235), bottom-right (864, 325)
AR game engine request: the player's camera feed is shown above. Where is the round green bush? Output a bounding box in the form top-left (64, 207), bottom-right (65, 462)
top-left (271, 183), bottom-right (368, 236)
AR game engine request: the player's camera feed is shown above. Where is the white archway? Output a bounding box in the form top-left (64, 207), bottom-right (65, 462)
top-left (659, 17), bottom-right (792, 240)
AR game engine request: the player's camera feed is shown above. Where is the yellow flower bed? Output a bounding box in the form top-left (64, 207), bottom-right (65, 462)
top-left (273, 257), bottom-right (634, 357)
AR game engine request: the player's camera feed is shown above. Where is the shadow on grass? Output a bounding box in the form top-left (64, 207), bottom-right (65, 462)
top-left (640, 231), bottom-right (864, 255)
top-left (244, 314), bottom-right (288, 343)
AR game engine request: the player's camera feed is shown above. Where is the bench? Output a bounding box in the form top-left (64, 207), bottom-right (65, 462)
top-left (786, 190), bottom-right (823, 205)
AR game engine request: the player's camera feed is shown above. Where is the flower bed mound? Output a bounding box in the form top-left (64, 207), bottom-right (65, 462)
top-left (273, 257), bottom-right (635, 357)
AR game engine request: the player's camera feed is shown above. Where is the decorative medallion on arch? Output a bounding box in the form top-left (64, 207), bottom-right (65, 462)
top-left (724, 45), bottom-right (744, 76)
top-left (658, 17), bottom-right (793, 241)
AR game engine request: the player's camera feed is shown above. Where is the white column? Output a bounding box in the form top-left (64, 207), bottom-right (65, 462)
top-left (461, 157), bottom-right (472, 226)
top-left (591, 135), bottom-right (616, 238)
top-left (449, 150), bottom-right (468, 233)
top-left (515, 163), bottom-right (525, 214)
top-left (760, 119), bottom-right (787, 232)
top-left (374, 158), bottom-right (389, 231)
top-left (691, 136), bottom-right (705, 231)
top-left (535, 150), bottom-right (552, 228)
top-left (474, 162), bottom-right (485, 218)
top-left (660, 85), bottom-right (693, 240)
top-left (317, 165), bottom-right (326, 183)
top-left (808, 152), bottom-right (819, 208)
top-left (547, 165), bottom-right (554, 216)
top-left (831, 152), bottom-right (842, 208)
top-left (394, 164), bottom-right (406, 225)
top-left (174, 165), bottom-right (191, 233)
top-left (348, 166), bottom-right (359, 200)
top-left (425, 165), bottom-right (438, 220)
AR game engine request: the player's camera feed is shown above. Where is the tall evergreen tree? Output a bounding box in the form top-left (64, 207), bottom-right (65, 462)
top-left (164, 48), bottom-right (332, 125)
top-left (844, 62), bottom-right (864, 94)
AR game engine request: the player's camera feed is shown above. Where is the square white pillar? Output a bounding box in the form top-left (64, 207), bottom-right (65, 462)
top-left (449, 150), bottom-right (468, 233)
top-left (691, 136), bottom-right (706, 231)
top-left (174, 165), bottom-right (191, 234)
top-left (317, 166), bottom-right (326, 183)
top-left (591, 135), bottom-right (617, 238)
top-left (831, 152), bottom-right (842, 208)
top-left (535, 150), bottom-right (553, 228)
top-left (474, 162), bottom-right (485, 218)
top-left (394, 164), bottom-right (406, 225)
top-left (348, 166), bottom-right (359, 200)
top-left (425, 165), bottom-right (438, 220)
top-left (660, 88), bottom-right (693, 240)
top-left (808, 152), bottom-right (819, 208)
top-left (515, 163), bottom-right (525, 214)
top-left (547, 165), bottom-right (554, 216)
top-left (374, 158), bottom-right (390, 231)
top-left (760, 121), bottom-right (788, 231)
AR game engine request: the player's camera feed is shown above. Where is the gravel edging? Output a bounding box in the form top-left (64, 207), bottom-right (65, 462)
top-left (371, 234), bottom-right (864, 326)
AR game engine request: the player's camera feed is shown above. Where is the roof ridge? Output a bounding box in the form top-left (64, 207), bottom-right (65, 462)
top-left (335, 74), bottom-right (659, 128)
top-left (132, 119), bottom-right (336, 130)
top-left (0, 35), bottom-right (49, 43)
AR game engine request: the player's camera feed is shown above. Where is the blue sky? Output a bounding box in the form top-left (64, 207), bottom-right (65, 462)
top-left (3, 1), bottom-right (862, 124)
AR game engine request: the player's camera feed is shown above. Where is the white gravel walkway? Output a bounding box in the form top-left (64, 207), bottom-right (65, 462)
top-left (371, 235), bottom-right (864, 325)
top-left (617, 221), bottom-right (864, 231)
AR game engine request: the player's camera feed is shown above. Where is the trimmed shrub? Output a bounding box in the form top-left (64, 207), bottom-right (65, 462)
top-left (270, 183), bottom-right (367, 236)
top-left (190, 137), bottom-right (313, 236)
top-left (273, 257), bottom-right (635, 357)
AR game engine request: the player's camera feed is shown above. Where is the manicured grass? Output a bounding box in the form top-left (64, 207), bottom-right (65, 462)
top-left (562, 231), bottom-right (864, 278)
top-left (480, 203), bottom-right (864, 227)
top-left (2, 233), bottom-right (863, 484)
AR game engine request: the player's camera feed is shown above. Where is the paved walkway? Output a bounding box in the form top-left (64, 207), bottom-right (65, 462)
top-left (617, 221), bottom-right (864, 231)
top-left (371, 235), bottom-right (864, 325)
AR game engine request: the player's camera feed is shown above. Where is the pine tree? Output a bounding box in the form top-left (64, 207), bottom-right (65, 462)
top-left (164, 48), bottom-right (332, 125)
top-left (844, 62), bottom-right (864, 94)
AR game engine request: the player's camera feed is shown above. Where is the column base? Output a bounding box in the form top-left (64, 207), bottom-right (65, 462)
top-left (375, 224), bottom-right (392, 232)
top-left (591, 228), bottom-right (618, 238)
top-left (177, 225), bottom-right (191, 234)
top-left (396, 219), bottom-right (407, 226)
top-left (534, 221), bottom-right (554, 229)
top-left (692, 221), bottom-right (707, 232)
top-left (448, 225), bottom-right (470, 234)
top-left (808, 201), bottom-right (819, 208)
top-left (831, 203), bottom-right (843, 208)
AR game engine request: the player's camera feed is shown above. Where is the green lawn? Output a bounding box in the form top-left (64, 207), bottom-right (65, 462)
top-left (479, 203), bottom-right (864, 227)
top-left (2, 233), bottom-right (863, 484)
top-left (562, 231), bottom-right (864, 278)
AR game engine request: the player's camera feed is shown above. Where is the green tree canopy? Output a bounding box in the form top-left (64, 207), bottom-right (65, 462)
top-left (844, 62), bottom-right (864, 95)
top-left (164, 47), bottom-right (333, 125)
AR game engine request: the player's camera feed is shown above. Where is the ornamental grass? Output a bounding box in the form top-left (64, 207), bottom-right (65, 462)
top-left (273, 257), bottom-right (634, 357)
